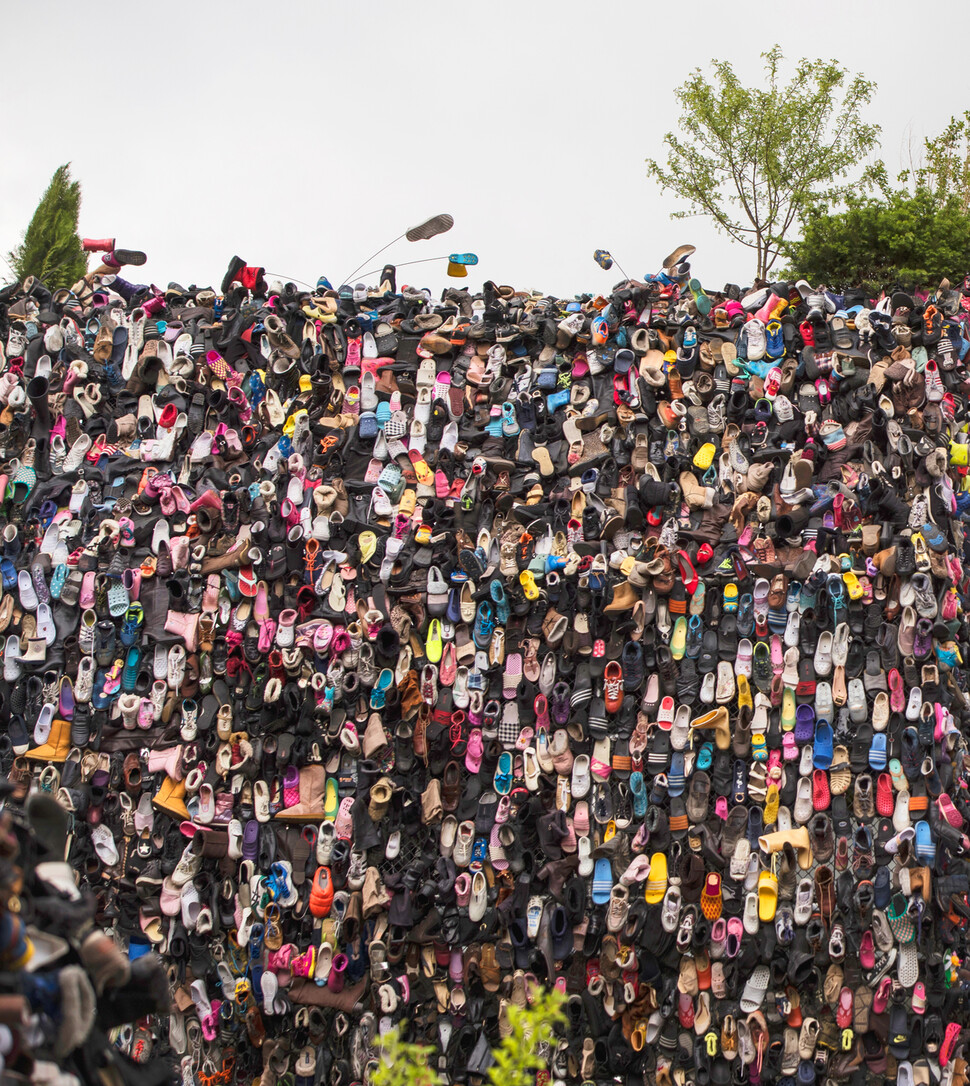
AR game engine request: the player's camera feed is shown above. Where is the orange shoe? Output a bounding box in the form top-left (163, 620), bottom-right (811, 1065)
top-left (700, 873), bottom-right (722, 920)
top-left (309, 866), bottom-right (334, 918)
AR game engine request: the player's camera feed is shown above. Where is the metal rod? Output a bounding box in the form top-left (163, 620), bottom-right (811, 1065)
top-left (342, 232), bottom-right (407, 285)
top-left (612, 258), bottom-right (633, 282)
top-left (262, 273), bottom-right (319, 290)
top-left (266, 254), bottom-right (463, 293)
top-left (355, 255), bottom-right (456, 279)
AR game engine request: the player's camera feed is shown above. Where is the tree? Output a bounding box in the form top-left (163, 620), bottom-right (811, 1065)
top-left (371, 987), bottom-right (565, 1086)
top-left (782, 187), bottom-right (970, 290)
top-left (7, 164), bottom-right (87, 288)
top-left (646, 47), bottom-right (878, 280)
top-left (906, 112), bottom-right (970, 214)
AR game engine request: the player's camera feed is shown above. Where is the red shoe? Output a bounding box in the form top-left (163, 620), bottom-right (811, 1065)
top-left (876, 773), bottom-right (894, 817)
top-left (677, 550), bottom-right (698, 595)
top-left (604, 662), bottom-right (623, 714)
top-left (812, 769), bottom-right (830, 811)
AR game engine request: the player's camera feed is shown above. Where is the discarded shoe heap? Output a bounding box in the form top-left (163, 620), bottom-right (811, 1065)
top-left (3, 241), bottom-right (970, 1086)
top-left (0, 789), bottom-right (170, 1086)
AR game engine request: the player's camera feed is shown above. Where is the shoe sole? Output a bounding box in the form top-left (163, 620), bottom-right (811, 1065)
top-left (113, 249), bottom-right (147, 266)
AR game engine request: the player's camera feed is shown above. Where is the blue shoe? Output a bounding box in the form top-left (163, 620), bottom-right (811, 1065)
top-left (869, 733), bottom-right (888, 771)
top-left (592, 858), bottom-right (613, 905)
top-left (915, 820), bottom-right (936, 864)
top-left (667, 753), bottom-right (685, 797)
top-left (630, 772), bottom-right (648, 817)
top-left (369, 669), bottom-right (393, 709)
top-left (473, 601), bottom-right (495, 649)
top-left (490, 580), bottom-right (510, 624)
top-left (813, 720), bottom-right (834, 769)
top-left (122, 647), bottom-right (141, 693)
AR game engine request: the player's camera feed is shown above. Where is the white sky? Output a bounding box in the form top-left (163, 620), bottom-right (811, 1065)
top-left (1, 0), bottom-right (960, 299)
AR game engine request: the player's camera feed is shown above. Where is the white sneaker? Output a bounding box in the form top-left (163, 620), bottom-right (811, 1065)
top-left (171, 841), bottom-right (203, 888)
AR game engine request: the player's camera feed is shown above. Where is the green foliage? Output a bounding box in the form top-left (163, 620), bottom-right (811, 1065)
top-left (907, 111), bottom-right (970, 214)
top-left (646, 46), bottom-right (878, 280)
top-left (487, 988), bottom-right (564, 1086)
top-left (782, 186), bottom-right (970, 290)
top-left (7, 164), bottom-right (87, 289)
top-left (371, 1029), bottom-right (443, 1086)
top-left (371, 988), bottom-right (565, 1086)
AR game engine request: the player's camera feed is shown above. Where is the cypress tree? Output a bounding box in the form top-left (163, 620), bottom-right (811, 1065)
top-left (8, 164), bottom-right (87, 288)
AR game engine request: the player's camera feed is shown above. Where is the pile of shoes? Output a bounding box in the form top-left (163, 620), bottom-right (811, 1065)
top-left (2, 239), bottom-right (970, 1086)
top-left (0, 786), bottom-right (169, 1085)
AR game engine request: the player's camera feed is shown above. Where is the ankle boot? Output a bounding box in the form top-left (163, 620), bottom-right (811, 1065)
top-left (758, 826), bottom-right (813, 870)
top-left (276, 765), bottom-right (326, 819)
top-left (24, 717), bottom-right (71, 762)
top-left (152, 776), bottom-right (190, 820)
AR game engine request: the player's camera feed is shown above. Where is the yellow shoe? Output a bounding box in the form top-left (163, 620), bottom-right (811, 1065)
top-left (723, 583), bottom-right (739, 612)
top-left (324, 779), bottom-right (339, 820)
top-left (764, 784), bottom-right (780, 826)
top-left (358, 531), bottom-right (377, 563)
top-left (737, 675), bottom-right (753, 711)
top-left (693, 442), bottom-right (716, 470)
top-left (425, 618), bottom-right (443, 663)
top-left (758, 870), bottom-right (778, 922)
top-left (670, 617), bottom-right (688, 660)
top-left (950, 441), bottom-right (969, 466)
top-left (644, 852), bottom-right (668, 904)
top-left (781, 687), bottom-right (797, 731)
top-left (519, 570), bottom-right (540, 600)
top-left (842, 570), bottom-right (863, 601)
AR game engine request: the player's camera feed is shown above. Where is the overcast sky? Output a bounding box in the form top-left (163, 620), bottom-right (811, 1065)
top-left (1, 0), bottom-right (962, 299)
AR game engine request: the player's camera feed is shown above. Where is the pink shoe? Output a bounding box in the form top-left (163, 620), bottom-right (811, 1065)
top-left (266, 943), bottom-right (295, 977)
top-left (290, 946), bottom-right (315, 980)
top-left (283, 766), bottom-right (300, 808)
top-left (328, 953), bottom-right (348, 993)
top-left (200, 999), bottom-right (221, 1042)
top-left (941, 1021), bottom-right (962, 1067)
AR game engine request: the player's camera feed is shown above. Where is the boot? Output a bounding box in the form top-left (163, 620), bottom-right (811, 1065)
top-left (604, 581), bottom-right (639, 613)
top-left (152, 776), bottom-right (190, 820)
top-left (200, 535), bottom-right (253, 575)
top-left (690, 707), bottom-right (731, 750)
top-left (275, 765), bottom-right (326, 820)
top-left (368, 778), bottom-right (393, 822)
top-left (758, 827), bottom-right (813, 870)
top-left (26, 376), bottom-right (51, 437)
top-left (24, 717), bottom-right (71, 762)
top-left (679, 471), bottom-right (714, 510)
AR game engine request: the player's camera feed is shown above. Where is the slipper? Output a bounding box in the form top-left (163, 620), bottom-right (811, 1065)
top-left (813, 719), bottom-right (834, 769)
top-left (592, 857), bottom-right (613, 905)
top-left (739, 964), bottom-right (770, 1013)
top-left (531, 444), bottom-right (555, 477)
top-left (407, 448), bottom-right (434, 486)
top-left (914, 820), bottom-right (935, 864)
top-left (688, 278), bottom-right (712, 316)
top-left (647, 847), bottom-right (669, 907)
top-left (869, 733), bottom-right (888, 771)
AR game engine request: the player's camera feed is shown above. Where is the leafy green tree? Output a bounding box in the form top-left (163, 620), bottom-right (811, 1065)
top-left (646, 47), bottom-right (878, 280)
top-left (908, 111), bottom-right (970, 213)
top-left (7, 164), bottom-right (87, 288)
top-left (372, 988), bottom-right (565, 1086)
top-left (782, 186), bottom-right (970, 289)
